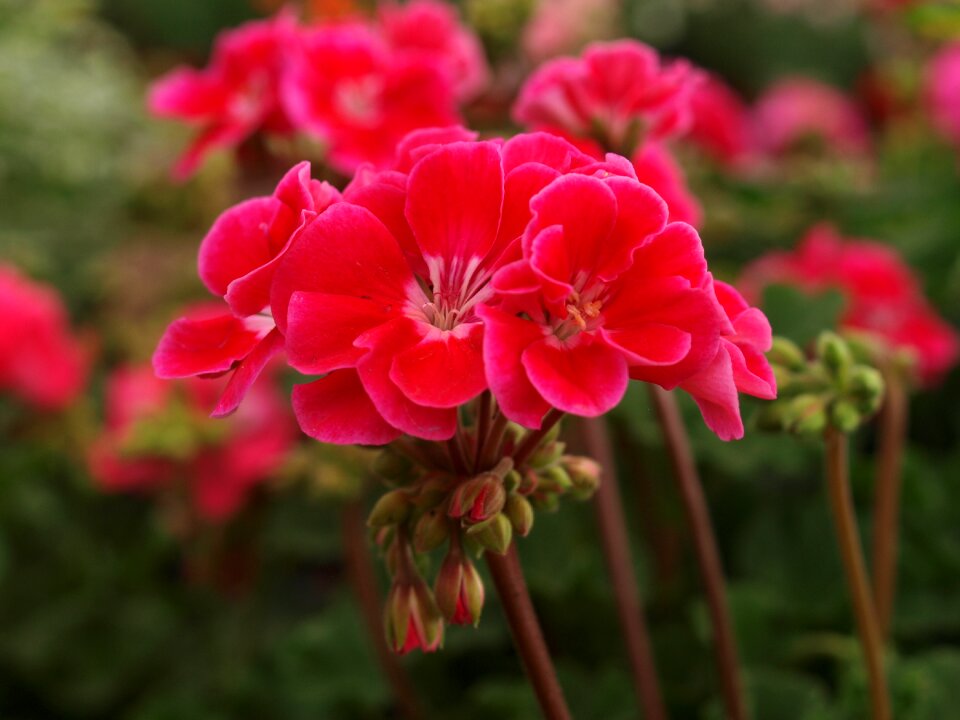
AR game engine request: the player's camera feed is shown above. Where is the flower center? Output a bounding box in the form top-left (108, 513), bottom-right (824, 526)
top-left (554, 286), bottom-right (606, 340)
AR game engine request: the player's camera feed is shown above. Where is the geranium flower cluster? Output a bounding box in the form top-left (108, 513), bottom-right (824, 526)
top-left (741, 224), bottom-right (960, 385)
top-left (925, 42), bottom-right (960, 150)
top-left (149, 1), bottom-right (488, 178)
top-left (0, 264), bottom-right (90, 411)
top-left (89, 363), bottom-right (295, 524)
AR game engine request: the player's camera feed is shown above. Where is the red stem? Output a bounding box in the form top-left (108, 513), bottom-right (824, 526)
top-left (486, 545), bottom-right (572, 720)
top-left (871, 365), bottom-right (908, 642)
top-left (341, 498), bottom-right (423, 720)
top-left (582, 417), bottom-right (669, 720)
top-left (648, 386), bottom-right (747, 720)
top-left (824, 428), bottom-right (891, 720)
top-left (513, 408), bottom-right (565, 468)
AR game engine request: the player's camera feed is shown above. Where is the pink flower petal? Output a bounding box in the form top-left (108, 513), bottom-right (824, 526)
top-left (389, 322), bottom-right (486, 408)
top-left (405, 141), bottom-right (504, 267)
top-left (292, 370), bottom-right (402, 446)
top-left (477, 305), bottom-right (551, 428)
top-left (285, 291), bottom-right (395, 375)
top-left (211, 327), bottom-right (286, 418)
top-left (153, 313), bottom-right (267, 379)
top-left (521, 334), bottom-right (628, 416)
top-left (680, 348), bottom-right (744, 441)
top-left (198, 197), bottom-right (281, 298)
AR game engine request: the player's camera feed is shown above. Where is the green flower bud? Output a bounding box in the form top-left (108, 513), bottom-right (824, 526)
top-left (768, 336), bottom-right (808, 371)
top-left (413, 508), bottom-right (449, 553)
top-left (367, 489), bottom-right (410, 528)
top-left (817, 331), bottom-right (853, 382)
top-left (449, 474), bottom-right (506, 524)
top-left (830, 400), bottom-right (862, 433)
top-left (503, 469), bottom-right (522, 493)
top-left (468, 513), bottom-right (513, 555)
top-left (505, 493), bottom-right (534, 537)
top-left (789, 394), bottom-right (827, 436)
top-left (538, 465), bottom-right (572, 493)
top-left (848, 365), bottom-right (885, 415)
top-left (564, 455), bottom-right (602, 500)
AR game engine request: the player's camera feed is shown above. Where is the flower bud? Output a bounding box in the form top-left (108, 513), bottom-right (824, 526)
top-left (384, 577), bottom-right (444, 654)
top-left (505, 493), bottom-right (534, 537)
top-left (529, 439), bottom-right (565, 469)
top-left (830, 400), bottom-right (862, 434)
top-left (817, 331), bottom-right (853, 381)
top-left (768, 336), bottom-right (807, 371)
top-left (788, 394), bottom-right (827, 436)
top-left (538, 465), bottom-right (572, 493)
top-left (503, 469), bottom-right (522, 493)
top-left (848, 365), bottom-right (885, 414)
top-left (413, 508), bottom-right (449, 553)
top-left (449, 474), bottom-right (506, 524)
top-left (467, 512), bottom-right (513, 555)
top-left (367, 489), bottom-right (410, 528)
top-left (564, 455), bottom-right (602, 500)
top-left (373, 447), bottom-right (416, 486)
top-left (435, 550), bottom-right (485, 626)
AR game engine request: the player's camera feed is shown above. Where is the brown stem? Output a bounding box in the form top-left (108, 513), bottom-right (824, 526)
top-left (513, 408), bottom-right (565, 468)
top-left (340, 498), bottom-right (423, 720)
top-left (824, 427), bottom-right (891, 720)
top-left (648, 386), bottom-right (746, 720)
top-left (871, 366), bottom-right (908, 642)
top-left (486, 545), bottom-right (572, 720)
top-left (479, 408), bottom-right (510, 472)
top-left (582, 417), bottom-right (669, 720)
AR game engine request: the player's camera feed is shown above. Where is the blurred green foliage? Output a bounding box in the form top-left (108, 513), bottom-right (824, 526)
top-left (1, 0), bottom-right (959, 718)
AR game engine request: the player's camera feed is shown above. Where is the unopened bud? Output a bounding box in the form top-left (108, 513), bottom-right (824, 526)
top-left (505, 493), bottom-right (534, 537)
top-left (538, 465), bottom-right (572, 493)
top-left (817, 331), bottom-right (853, 381)
top-left (413, 475), bottom-right (451, 509)
top-left (848, 365), bottom-right (885, 414)
top-left (529, 439), bottom-right (565, 468)
top-left (768, 336), bottom-right (807, 371)
top-left (367, 489), bottom-right (410, 528)
top-left (830, 400), bottom-right (862, 433)
top-left (373, 447), bottom-right (416, 486)
top-left (449, 474), bottom-right (506, 524)
top-left (435, 550), bottom-right (485, 626)
top-left (413, 508), bottom-right (449, 553)
top-left (384, 578), bottom-right (443, 654)
top-left (789, 394), bottom-right (827, 436)
top-left (467, 512), bottom-right (513, 555)
top-left (564, 455), bottom-right (602, 500)
top-left (503, 469), bottom-right (522, 493)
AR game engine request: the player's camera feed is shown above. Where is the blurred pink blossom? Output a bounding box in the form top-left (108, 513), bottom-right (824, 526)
top-left (925, 42), bottom-right (960, 148)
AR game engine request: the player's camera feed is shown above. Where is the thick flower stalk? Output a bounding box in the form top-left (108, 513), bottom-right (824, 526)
top-left (761, 332), bottom-right (891, 720)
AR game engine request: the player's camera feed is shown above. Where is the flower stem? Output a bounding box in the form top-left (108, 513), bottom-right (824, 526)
top-left (648, 386), bottom-right (746, 720)
top-left (582, 417), bottom-right (669, 720)
top-left (341, 497), bottom-right (423, 720)
top-left (479, 407), bottom-right (510, 472)
top-left (474, 391), bottom-right (492, 472)
top-left (513, 408), bottom-right (565, 468)
top-left (486, 545), bottom-right (572, 720)
top-left (824, 427), bottom-right (891, 720)
top-left (871, 365), bottom-right (908, 642)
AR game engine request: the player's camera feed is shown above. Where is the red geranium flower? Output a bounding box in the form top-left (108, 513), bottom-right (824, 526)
top-left (925, 42), bottom-right (960, 149)
top-left (153, 162), bottom-right (339, 416)
top-left (281, 22), bottom-right (459, 173)
top-left (0, 265), bottom-right (90, 411)
top-left (148, 12), bottom-right (298, 180)
top-left (751, 77), bottom-right (870, 158)
top-left (741, 224), bottom-right (959, 385)
top-left (379, 0), bottom-right (489, 101)
top-left (89, 366), bottom-right (295, 521)
top-left (631, 142), bottom-right (702, 226)
top-left (686, 72), bottom-right (755, 169)
top-left (512, 40), bottom-right (701, 156)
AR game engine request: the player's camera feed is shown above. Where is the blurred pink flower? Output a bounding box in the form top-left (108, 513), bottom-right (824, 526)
top-left (281, 22), bottom-right (459, 173)
top-left (741, 224), bottom-right (959, 385)
top-left (752, 77), bottom-right (870, 157)
top-left (0, 265), bottom-right (90, 411)
top-left (631, 142), bottom-right (702, 226)
top-left (686, 73), bottom-right (755, 168)
top-left (925, 42), bottom-right (960, 148)
top-left (153, 162), bottom-right (339, 417)
top-left (513, 40), bottom-right (702, 156)
top-left (89, 366), bottom-right (295, 522)
top-left (522, 0), bottom-right (618, 63)
top-left (148, 12), bottom-right (298, 180)
top-left (379, 0), bottom-right (489, 101)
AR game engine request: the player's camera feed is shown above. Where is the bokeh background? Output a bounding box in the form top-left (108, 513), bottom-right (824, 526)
top-left (1, 0), bottom-right (959, 717)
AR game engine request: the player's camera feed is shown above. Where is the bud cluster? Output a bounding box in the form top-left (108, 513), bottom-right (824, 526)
top-left (757, 331), bottom-right (886, 436)
top-left (365, 409), bottom-right (601, 653)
